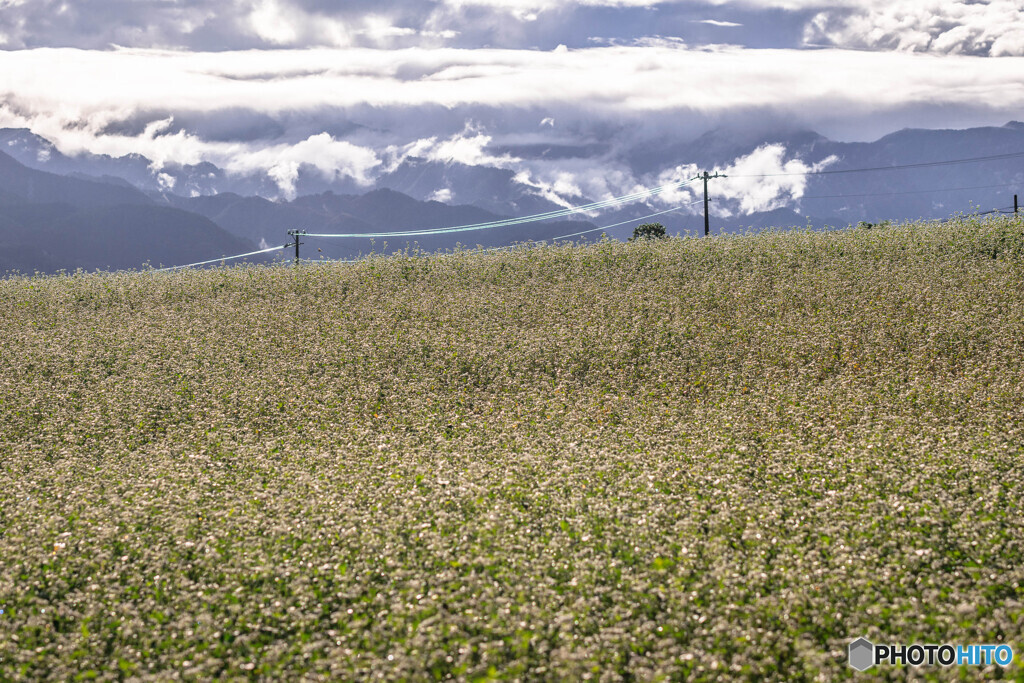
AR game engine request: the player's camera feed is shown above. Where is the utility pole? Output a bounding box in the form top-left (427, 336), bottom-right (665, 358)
top-left (288, 230), bottom-right (304, 264)
top-left (695, 172), bottom-right (726, 236)
top-left (1015, 194), bottom-right (1019, 215)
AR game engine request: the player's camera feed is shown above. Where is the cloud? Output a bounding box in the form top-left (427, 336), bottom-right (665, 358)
top-left (694, 20), bottom-right (743, 28)
top-left (0, 0), bottom-right (463, 50)
top-left (250, 0), bottom-right (304, 45)
top-left (654, 144), bottom-right (837, 217)
top-left (429, 187), bottom-right (454, 202)
top-left (802, 1), bottom-right (1024, 57)
top-left (2, 42), bottom-right (1023, 206)
top-left (224, 133), bottom-right (381, 198)
top-left (512, 170), bottom-right (588, 209)
top-left (388, 125), bottom-right (520, 171)
top-left (2, 0), bottom-right (1020, 213)
top-left (440, 0), bottom-right (1024, 58)
top-left (3, 44), bottom-right (1019, 123)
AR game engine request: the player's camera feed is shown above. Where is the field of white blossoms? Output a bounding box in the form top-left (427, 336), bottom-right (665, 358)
top-left (1, 215), bottom-right (1023, 680)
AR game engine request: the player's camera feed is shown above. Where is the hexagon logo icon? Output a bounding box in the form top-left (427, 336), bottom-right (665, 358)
top-left (848, 637), bottom-right (875, 672)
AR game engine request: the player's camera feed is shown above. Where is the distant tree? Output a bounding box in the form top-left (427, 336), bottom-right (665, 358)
top-left (858, 220), bottom-right (893, 230)
top-left (630, 222), bottom-right (667, 241)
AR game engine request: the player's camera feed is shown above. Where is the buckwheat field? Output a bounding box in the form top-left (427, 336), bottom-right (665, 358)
top-left (2, 216), bottom-right (1023, 681)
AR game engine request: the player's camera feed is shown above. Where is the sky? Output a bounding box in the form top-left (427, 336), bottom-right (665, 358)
top-left (1, 0), bottom-right (1023, 204)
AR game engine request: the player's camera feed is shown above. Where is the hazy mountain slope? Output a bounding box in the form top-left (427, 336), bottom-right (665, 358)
top-left (166, 193), bottom-right (324, 247)
top-left (795, 123), bottom-right (1024, 222)
top-left (0, 150), bottom-right (153, 208)
top-left (312, 188), bottom-right (499, 230)
top-left (0, 151), bottom-right (263, 273)
top-left (4, 123), bottom-right (1022, 227)
top-left (376, 159), bottom-right (569, 217)
top-left (0, 128), bottom-right (248, 198)
top-left (0, 203), bottom-right (262, 274)
top-left (3, 122), bottom-right (1020, 257)
top-left (172, 188), bottom-right (600, 260)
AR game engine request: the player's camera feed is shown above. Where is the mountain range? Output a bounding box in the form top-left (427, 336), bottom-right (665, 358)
top-left (1, 122), bottom-right (1022, 274)
top-left (0, 147), bottom-right (597, 273)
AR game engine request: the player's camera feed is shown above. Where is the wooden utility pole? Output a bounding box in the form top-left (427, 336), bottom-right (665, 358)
top-left (288, 230), bottom-right (304, 264)
top-left (696, 172), bottom-right (727, 236)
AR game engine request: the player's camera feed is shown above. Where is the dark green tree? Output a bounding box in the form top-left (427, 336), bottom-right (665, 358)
top-left (630, 222), bottom-right (667, 241)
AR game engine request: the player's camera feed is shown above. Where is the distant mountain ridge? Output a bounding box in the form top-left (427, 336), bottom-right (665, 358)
top-left (0, 151), bottom-right (260, 273)
top-left (0, 147), bottom-right (154, 208)
top-left (3, 121), bottom-right (1022, 234)
top-left (169, 188), bottom-right (599, 261)
top-left (0, 149), bottom-right (600, 273)
top-left (1, 121), bottom-right (1022, 273)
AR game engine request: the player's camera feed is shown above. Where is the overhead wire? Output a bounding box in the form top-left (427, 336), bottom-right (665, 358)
top-left (468, 202), bottom-right (705, 255)
top-left (307, 202), bottom-right (704, 262)
top-left (156, 244), bottom-right (290, 272)
top-left (149, 148), bottom-right (1022, 272)
top-left (300, 177), bottom-right (697, 239)
top-left (149, 183), bottom-right (698, 271)
top-left (546, 202), bottom-right (703, 241)
top-left (978, 206), bottom-right (1017, 216)
top-left (729, 150), bottom-right (1024, 179)
top-left (799, 181), bottom-right (1020, 201)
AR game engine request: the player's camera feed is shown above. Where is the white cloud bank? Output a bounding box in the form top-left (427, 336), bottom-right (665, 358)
top-left (1, 42), bottom-right (1023, 199)
top-left (3, 44), bottom-right (1022, 125)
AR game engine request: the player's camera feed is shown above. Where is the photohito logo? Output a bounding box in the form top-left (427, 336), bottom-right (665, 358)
top-left (848, 637), bottom-right (1014, 671)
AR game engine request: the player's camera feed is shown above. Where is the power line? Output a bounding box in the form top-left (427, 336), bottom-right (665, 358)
top-left (800, 181), bottom-right (1020, 201)
top-left (156, 244), bottom-right (290, 272)
top-left (547, 202), bottom-right (702, 241)
top-left (148, 186), bottom-right (699, 272)
top-left (301, 178), bottom-right (697, 239)
top-left (148, 148), bottom-right (1023, 271)
top-left (153, 194), bottom-right (1014, 273)
top-left (730, 150), bottom-right (1024, 179)
top-left (696, 171), bottom-right (726, 236)
top-left (978, 206), bottom-right (1017, 216)
top-left (459, 202), bottom-right (703, 256)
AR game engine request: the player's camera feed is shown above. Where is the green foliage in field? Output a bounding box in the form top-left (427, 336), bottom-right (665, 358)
top-left (1, 216), bottom-right (1023, 680)
top-left (630, 222), bottom-right (667, 241)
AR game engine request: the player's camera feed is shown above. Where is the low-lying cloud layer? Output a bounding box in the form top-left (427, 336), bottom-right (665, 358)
top-left (2, 42), bottom-right (1022, 204)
